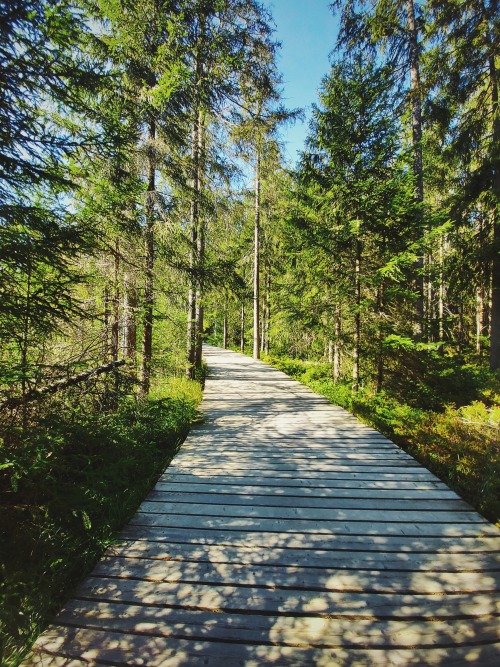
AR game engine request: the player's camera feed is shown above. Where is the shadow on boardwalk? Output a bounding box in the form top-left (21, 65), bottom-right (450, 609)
top-left (25, 346), bottom-right (500, 666)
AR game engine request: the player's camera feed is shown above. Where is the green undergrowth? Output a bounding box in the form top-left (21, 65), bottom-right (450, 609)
top-left (0, 377), bottom-right (201, 666)
top-left (263, 355), bottom-right (500, 525)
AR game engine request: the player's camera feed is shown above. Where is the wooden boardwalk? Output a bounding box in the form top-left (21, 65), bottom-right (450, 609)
top-left (25, 346), bottom-right (500, 666)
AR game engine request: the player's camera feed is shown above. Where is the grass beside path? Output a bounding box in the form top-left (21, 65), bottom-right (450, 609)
top-left (0, 377), bottom-right (201, 667)
top-left (263, 355), bottom-right (500, 526)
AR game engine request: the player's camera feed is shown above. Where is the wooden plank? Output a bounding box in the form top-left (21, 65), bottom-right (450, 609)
top-left (170, 459), bottom-right (423, 470)
top-left (147, 489), bottom-right (468, 510)
top-left (92, 556), bottom-right (500, 594)
top-left (104, 540), bottom-right (500, 573)
top-left (129, 512), bottom-right (498, 537)
top-left (22, 657), bottom-right (97, 667)
top-left (166, 467), bottom-right (439, 480)
top-left (160, 472), bottom-right (451, 490)
top-left (154, 481), bottom-right (459, 500)
top-left (176, 451), bottom-right (413, 461)
top-left (119, 526), bottom-right (500, 553)
top-left (137, 501), bottom-right (480, 524)
top-left (77, 576), bottom-right (500, 619)
top-left (134, 502), bottom-right (487, 523)
top-left (174, 456), bottom-right (419, 467)
top-left (182, 440), bottom-right (399, 447)
top-left (28, 626), bottom-right (500, 667)
top-left (54, 600), bottom-right (500, 648)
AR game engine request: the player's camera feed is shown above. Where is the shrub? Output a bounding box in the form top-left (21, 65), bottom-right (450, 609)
top-left (0, 383), bottom-right (200, 666)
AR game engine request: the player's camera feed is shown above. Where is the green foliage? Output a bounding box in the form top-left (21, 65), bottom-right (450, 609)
top-left (0, 381), bottom-right (199, 665)
top-left (264, 356), bottom-right (306, 378)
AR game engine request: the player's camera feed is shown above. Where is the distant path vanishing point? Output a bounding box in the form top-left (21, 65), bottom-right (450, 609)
top-left (25, 345), bottom-right (500, 666)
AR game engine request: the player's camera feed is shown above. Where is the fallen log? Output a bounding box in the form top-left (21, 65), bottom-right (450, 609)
top-left (1, 360), bottom-right (127, 410)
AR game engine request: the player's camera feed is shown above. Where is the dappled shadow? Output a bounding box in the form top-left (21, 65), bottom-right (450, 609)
top-left (25, 346), bottom-right (500, 666)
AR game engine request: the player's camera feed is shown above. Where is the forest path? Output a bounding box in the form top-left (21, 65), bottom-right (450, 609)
top-left (25, 346), bottom-right (500, 666)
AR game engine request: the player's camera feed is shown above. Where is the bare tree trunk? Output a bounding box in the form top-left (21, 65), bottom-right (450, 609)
top-left (352, 240), bottom-right (361, 392)
top-left (457, 302), bottom-right (464, 352)
top-left (477, 285), bottom-right (485, 356)
top-left (140, 117), bottom-right (155, 396)
top-left (334, 312), bottom-right (341, 384)
top-left (489, 48), bottom-right (500, 368)
top-left (223, 312), bottom-right (228, 350)
top-left (21, 258), bottom-right (32, 431)
top-left (264, 262), bottom-right (270, 355)
top-left (240, 303), bottom-right (245, 353)
top-left (438, 235), bottom-right (445, 351)
top-left (253, 148), bottom-right (261, 359)
top-left (195, 114), bottom-right (206, 371)
top-left (425, 252), bottom-right (433, 342)
top-left (194, 258), bottom-right (204, 371)
top-left (186, 13), bottom-right (205, 377)
top-left (186, 115), bottom-right (200, 379)
top-left (376, 283), bottom-right (384, 393)
top-left (103, 285), bottom-right (110, 361)
top-left (111, 241), bottom-right (120, 362)
top-left (123, 272), bottom-right (137, 364)
top-left (406, 0), bottom-right (425, 336)
top-left (490, 216), bottom-right (500, 369)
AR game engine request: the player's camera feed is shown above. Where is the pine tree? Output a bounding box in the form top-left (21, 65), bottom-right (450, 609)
top-left (296, 54), bottom-right (413, 389)
top-left (0, 0), bottom-right (106, 398)
top-left (331, 0), bottom-right (427, 333)
top-left (424, 0), bottom-right (500, 368)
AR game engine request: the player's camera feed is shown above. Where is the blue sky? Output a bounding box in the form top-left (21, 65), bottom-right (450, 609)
top-left (264, 0), bottom-right (340, 165)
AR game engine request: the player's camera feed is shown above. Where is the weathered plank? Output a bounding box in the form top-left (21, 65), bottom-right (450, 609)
top-left (175, 451), bottom-right (415, 462)
top-left (29, 626), bottom-right (500, 667)
top-left (159, 473), bottom-right (451, 490)
top-left (104, 540), bottom-right (500, 572)
top-left (91, 554), bottom-right (500, 594)
top-left (23, 345), bottom-right (500, 667)
top-left (119, 526), bottom-right (500, 553)
top-left (137, 501), bottom-right (478, 523)
top-left (54, 600), bottom-right (500, 647)
top-left (153, 481), bottom-right (460, 499)
top-left (129, 512), bottom-right (496, 536)
top-left (76, 576), bottom-right (500, 619)
top-left (147, 489), bottom-right (467, 509)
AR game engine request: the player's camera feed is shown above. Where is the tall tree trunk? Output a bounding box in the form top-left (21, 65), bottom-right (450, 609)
top-left (240, 303), bottom-right (245, 353)
top-left (438, 235), bottom-right (445, 352)
top-left (253, 148), bottom-right (261, 359)
top-left (457, 302), bottom-right (464, 352)
top-left (425, 252), bottom-right (433, 342)
top-left (406, 0), bottom-right (425, 336)
top-left (103, 285), bottom-right (110, 361)
top-left (264, 261), bottom-right (270, 355)
top-left (477, 285), bottom-right (485, 356)
top-left (140, 117), bottom-right (155, 396)
top-left (21, 256), bottom-right (32, 431)
top-left (194, 234), bottom-right (204, 371)
top-left (376, 283), bottom-right (384, 393)
top-left (222, 313), bottom-right (228, 350)
top-left (488, 40), bottom-right (500, 368)
top-left (123, 272), bottom-right (137, 364)
top-left (186, 17), bottom-right (205, 378)
top-left (111, 241), bottom-right (120, 362)
top-left (186, 114), bottom-right (200, 379)
top-left (333, 303), bottom-right (341, 384)
top-left (352, 240), bottom-right (361, 392)
top-left (195, 114), bottom-right (206, 371)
